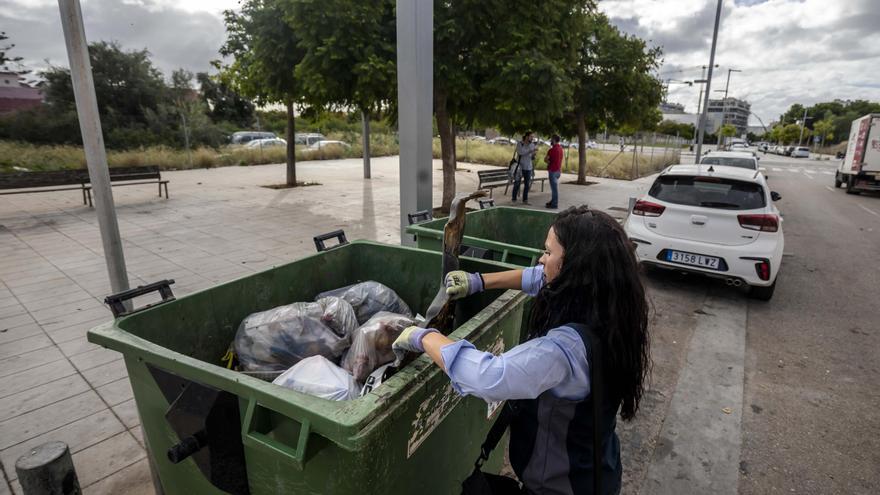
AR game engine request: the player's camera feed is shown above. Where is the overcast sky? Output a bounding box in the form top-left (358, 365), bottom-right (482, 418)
top-left (2, 0), bottom-right (878, 126)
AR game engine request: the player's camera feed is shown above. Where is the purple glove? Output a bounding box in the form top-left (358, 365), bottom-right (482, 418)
top-left (392, 326), bottom-right (440, 364)
top-left (445, 270), bottom-right (484, 300)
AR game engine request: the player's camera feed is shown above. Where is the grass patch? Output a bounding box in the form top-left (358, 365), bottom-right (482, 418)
top-left (443, 139), bottom-right (680, 180)
top-left (1, 133), bottom-right (678, 180)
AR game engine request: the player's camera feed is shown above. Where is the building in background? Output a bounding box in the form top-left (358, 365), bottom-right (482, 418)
top-left (706, 97), bottom-right (751, 136)
top-left (0, 71), bottom-right (43, 113)
top-left (660, 101), bottom-right (699, 128)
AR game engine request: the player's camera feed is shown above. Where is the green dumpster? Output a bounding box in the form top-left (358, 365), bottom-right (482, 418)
top-left (88, 240), bottom-right (527, 495)
top-left (406, 206), bottom-right (556, 266)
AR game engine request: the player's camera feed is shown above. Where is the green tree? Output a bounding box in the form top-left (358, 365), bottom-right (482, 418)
top-left (221, 0), bottom-right (305, 186)
top-left (719, 124), bottom-right (736, 137)
top-left (656, 120), bottom-right (694, 140)
top-left (196, 71), bottom-right (255, 128)
top-left (557, 12), bottom-right (663, 183)
top-left (780, 123), bottom-right (802, 145)
top-left (0, 32), bottom-right (23, 68)
top-left (42, 41), bottom-right (167, 145)
top-left (427, 0), bottom-right (586, 210)
top-left (283, 0), bottom-right (396, 176)
top-left (812, 118), bottom-right (834, 148)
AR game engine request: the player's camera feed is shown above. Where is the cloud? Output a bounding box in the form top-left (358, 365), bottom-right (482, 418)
top-left (1, 0), bottom-right (228, 80)
top-left (602, 0), bottom-right (880, 124)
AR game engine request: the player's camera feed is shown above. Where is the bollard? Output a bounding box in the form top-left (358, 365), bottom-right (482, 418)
top-left (15, 441), bottom-right (81, 495)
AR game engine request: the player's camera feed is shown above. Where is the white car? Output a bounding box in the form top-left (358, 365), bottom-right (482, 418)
top-left (245, 138), bottom-right (287, 148)
top-left (791, 146), bottom-right (810, 158)
top-left (625, 164), bottom-right (784, 300)
top-left (701, 151), bottom-right (760, 171)
top-left (308, 140), bottom-right (351, 150)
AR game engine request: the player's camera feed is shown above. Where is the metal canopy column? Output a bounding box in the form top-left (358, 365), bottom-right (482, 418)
top-left (58, 0), bottom-right (130, 295)
top-left (396, 0), bottom-right (433, 245)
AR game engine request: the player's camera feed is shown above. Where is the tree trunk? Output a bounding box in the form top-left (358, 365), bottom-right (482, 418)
top-left (435, 92), bottom-right (456, 213)
top-left (451, 124), bottom-right (458, 167)
top-left (577, 112), bottom-right (587, 184)
top-left (285, 101), bottom-right (297, 186)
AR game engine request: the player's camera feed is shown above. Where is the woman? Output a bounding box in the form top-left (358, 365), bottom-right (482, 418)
top-left (393, 206), bottom-right (650, 495)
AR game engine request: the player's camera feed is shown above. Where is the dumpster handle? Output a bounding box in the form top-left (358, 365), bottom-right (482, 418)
top-left (313, 230), bottom-right (349, 252)
top-left (407, 209), bottom-right (433, 225)
top-left (104, 279), bottom-right (176, 318)
top-left (242, 399), bottom-right (310, 471)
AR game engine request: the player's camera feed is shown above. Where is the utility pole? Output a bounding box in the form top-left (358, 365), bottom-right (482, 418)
top-left (715, 68), bottom-right (741, 147)
top-left (361, 110), bottom-right (371, 179)
top-left (57, 0), bottom-right (130, 296)
top-left (798, 107), bottom-right (809, 146)
top-left (694, 0), bottom-right (724, 162)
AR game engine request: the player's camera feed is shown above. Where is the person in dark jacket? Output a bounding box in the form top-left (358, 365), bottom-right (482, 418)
top-left (394, 206), bottom-right (651, 494)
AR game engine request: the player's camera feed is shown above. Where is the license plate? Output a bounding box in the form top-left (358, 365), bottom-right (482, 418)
top-left (666, 250), bottom-right (721, 269)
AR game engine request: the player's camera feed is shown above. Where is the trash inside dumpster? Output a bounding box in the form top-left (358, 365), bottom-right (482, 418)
top-left (88, 241), bottom-right (527, 495)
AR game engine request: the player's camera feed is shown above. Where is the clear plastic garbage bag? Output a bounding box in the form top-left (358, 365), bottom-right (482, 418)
top-left (234, 296), bottom-right (358, 379)
top-left (342, 312), bottom-right (414, 382)
top-left (272, 356), bottom-right (360, 401)
top-left (317, 281), bottom-right (413, 324)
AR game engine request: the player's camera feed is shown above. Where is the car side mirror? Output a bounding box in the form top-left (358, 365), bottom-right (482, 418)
top-left (771, 191), bottom-right (781, 201)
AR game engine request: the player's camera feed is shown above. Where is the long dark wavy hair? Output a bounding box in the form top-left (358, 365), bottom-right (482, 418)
top-left (528, 206), bottom-right (650, 421)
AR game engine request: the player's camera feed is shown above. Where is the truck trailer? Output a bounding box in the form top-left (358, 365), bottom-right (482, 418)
top-left (835, 113), bottom-right (880, 194)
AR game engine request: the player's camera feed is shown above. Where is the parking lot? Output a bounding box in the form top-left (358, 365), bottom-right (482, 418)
top-left (0, 153), bottom-right (878, 494)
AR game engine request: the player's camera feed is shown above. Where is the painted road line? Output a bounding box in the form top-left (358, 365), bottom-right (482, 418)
top-left (825, 186), bottom-right (835, 192)
top-left (803, 172), bottom-right (815, 180)
top-left (860, 205), bottom-right (880, 218)
top-left (642, 292), bottom-right (747, 495)
top-left (821, 170), bottom-right (834, 175)
top-left (772, 168), bottom-right (784, 172)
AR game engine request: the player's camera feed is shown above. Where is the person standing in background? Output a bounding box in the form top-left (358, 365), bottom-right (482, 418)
top-left (545, 135), bottom-right (564, 209)
top-left (512, 131), bottom-right (537, 205)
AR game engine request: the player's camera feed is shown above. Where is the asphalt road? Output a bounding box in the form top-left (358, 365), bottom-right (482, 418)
top-left (739, 152), bottom-right (880, 494)
top-left (613, 151), bottom-right (879, 494)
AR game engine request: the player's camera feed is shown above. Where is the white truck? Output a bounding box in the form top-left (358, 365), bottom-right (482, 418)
top-left (835, 113), bottom-right (880, 194)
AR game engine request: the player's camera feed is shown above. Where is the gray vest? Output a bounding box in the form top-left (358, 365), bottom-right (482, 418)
top-left (508, 324), bottom-right (622, 495)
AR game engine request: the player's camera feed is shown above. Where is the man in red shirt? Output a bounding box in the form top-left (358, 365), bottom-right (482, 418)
top-left (544, 134), bottom-right (564, 209)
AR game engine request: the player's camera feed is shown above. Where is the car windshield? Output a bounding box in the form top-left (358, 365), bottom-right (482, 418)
top-left (649, 175), bottom-right (766, 210)
top-left (700, 157), bottom-right (757, 170)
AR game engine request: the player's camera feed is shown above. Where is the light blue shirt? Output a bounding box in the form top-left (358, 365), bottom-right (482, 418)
top-left (440, 265), bottom-right (591, 402)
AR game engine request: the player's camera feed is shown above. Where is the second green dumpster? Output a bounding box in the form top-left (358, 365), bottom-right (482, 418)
top-left (406, 206), bottom-right (557, 266)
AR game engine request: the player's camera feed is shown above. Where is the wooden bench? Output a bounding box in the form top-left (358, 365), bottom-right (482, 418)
top-left (83, 166), bottom-right (169, 206)
top-left (0, 166), bottom-right (169, 207)
top-left (477, 169), bottom-right (547, 198)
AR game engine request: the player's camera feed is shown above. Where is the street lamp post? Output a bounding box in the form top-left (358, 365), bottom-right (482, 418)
top-left (716, 68), bottom-right (741, 146)
top-left (798, 107), bottom-right (811, 146)
top-left (694, 0), bottom-right (724, 162)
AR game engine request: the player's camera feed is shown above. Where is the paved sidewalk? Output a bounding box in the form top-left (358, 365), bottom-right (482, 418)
top-left (0, 156), bottom-right (649, 494)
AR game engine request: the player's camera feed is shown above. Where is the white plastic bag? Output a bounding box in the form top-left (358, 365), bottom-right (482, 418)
top-left (234, 296), bottom-right (358, 379)
top-left (342, 312), bottom-right (414, 382)
top-left (317, 281), bottom-right (413, 324)
top-left (272, 356), bottom-right (360, 401)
